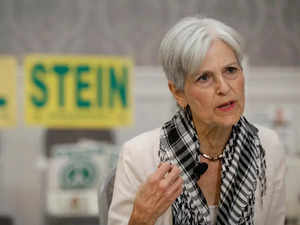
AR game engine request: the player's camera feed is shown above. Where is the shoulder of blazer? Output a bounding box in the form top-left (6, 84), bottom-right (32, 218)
top-left (120, 128), bottom-right (161, 168)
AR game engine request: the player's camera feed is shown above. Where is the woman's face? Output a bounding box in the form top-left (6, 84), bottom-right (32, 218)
top-left (172, 39), bottom-right (245, 129)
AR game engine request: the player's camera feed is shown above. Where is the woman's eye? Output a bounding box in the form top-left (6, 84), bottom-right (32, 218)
top-left (226, 66), bottom-right (238, 74)
top-left (197, 73), bottom-right (210, 82)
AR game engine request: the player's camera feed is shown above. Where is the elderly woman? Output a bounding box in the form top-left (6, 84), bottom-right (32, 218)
top-left (107, 16), bottom-right (286, 225)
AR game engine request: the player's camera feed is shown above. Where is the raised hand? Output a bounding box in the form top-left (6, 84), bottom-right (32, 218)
top-left (128, 162), bottom-right (183, 225)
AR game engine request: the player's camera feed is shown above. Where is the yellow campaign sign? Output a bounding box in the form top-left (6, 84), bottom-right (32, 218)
top-left (25, 55), bottom-right (133, 128)
top-left (0, 57), bottom-right (17, 127)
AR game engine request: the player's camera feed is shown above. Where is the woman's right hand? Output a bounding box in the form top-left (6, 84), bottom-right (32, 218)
top-left (128, 162), bottom-right (183, 225)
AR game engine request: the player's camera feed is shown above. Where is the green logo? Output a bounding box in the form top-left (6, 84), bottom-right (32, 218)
top-left (60, 160), bottom-right (98, 189)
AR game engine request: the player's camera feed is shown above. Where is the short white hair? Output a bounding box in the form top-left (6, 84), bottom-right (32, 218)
top-left (159, 15), bottom-right (245, 90)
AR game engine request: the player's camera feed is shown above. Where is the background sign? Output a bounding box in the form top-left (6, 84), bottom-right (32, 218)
top-left (25, 55), bottom-right (133, 128)
top-left (46, 140), bottom-right (120, 216)
top-left (0, 56), bottom-right (17, 127)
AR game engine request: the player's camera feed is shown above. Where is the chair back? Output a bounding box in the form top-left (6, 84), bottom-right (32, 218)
top-left (98, 167), bottom-right (116, 225)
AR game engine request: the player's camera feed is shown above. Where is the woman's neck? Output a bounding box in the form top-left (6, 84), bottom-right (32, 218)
top-left (193, 121), bottom-right (232, 157)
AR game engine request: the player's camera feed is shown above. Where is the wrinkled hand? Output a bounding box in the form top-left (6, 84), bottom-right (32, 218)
top-left (129, 163), bottom-right (183, 225)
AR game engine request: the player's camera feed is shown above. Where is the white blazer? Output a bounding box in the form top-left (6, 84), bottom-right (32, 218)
top-left (108, 125), bottom-right (286, 225)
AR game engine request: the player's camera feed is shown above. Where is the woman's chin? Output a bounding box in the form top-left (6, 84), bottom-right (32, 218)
top-left (216, 115), bottom-right (241, 128)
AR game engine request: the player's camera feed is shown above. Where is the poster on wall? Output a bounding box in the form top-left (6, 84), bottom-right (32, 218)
top-left (24, 55), bottom-right (133, 129)
top-left (0, 56), bottom-right (17, 127)
top-left (46, 140), bottom-right (120, 216)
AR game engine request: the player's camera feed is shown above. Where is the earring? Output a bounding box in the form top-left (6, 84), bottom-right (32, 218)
top-left (184, 104), bottom-right (192, 119)
top-left (184, 104), bottom-right (190, 112)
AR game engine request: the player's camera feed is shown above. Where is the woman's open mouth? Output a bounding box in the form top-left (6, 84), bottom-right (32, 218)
top-left (216, 101), bottom-right (236, 112)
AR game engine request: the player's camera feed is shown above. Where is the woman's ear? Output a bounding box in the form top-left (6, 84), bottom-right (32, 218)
top-left (168, 81), bottom-right (187, 108)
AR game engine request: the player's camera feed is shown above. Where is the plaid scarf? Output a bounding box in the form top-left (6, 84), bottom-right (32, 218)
top-left (159, 109), bottom-right (266, 225)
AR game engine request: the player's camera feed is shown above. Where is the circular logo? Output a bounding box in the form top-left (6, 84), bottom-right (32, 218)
top-left (60, 160), bottom-right (98, 189)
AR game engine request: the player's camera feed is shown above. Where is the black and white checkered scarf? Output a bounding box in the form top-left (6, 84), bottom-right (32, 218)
top-left (159, 109), bottom-right (266, 225)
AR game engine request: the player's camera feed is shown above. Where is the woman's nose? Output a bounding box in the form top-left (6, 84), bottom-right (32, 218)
top-left (216, 76), bottom-right (230, 95)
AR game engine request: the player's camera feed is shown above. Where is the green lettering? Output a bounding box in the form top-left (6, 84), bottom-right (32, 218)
top-left (31, 64), bottom-right (48, 107)
top-left (53, 65), bottom-right (69, 107)
top-left (97, 68), bottom-right (103, 107)
top-left (109, 66), bottom-right (128, 108)
top-left (0, 97), bottom-right (6, 107)
top-left (75, 65), bottom-right (90, 108)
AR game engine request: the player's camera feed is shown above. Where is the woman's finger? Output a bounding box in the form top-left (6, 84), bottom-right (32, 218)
top-left (157, 177), bottom-right (183, 208)
top-left (172, 181), bottom-right (183, 200)
top-left (155, 162), bottom-right (172, 180)
top-left (165, 176), bottom-right (183, 198)
top-left (163, 165), bottom-right (181, 185)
